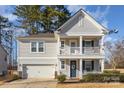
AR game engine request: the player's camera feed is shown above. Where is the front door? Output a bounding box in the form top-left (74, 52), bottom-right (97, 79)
top-left (70, 60), bottom-right (76, 77)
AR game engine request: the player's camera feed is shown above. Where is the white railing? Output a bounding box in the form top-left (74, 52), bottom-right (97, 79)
top-left (70, 47), bottom-right (80, 55)
top-left (83, 47), bottom-right (100, 54)
top-left (60, 47), bottom-right (100, 55)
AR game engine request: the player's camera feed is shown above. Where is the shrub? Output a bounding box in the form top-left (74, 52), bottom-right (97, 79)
top-left (103, 70), bottom-right (120, 75)
top-left (6, 74), bottom-right (20, 82)
top-left (80, 73), bottom-right (122, 83)
top-left (80, 74), bottom-right (104, 82)
top-left (12, 74), bottom-right (20, 80)
top-left (119, 74), bottom-right (124, 82)
top-left (57, 74), bottom-right (66, 83)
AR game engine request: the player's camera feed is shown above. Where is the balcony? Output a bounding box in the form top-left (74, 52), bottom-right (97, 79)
top-left (60, 47), bottom-right (100, 55)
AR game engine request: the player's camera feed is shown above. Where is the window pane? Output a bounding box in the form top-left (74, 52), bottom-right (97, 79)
top-left (85, 41), bottom-right (92, 47)
top-left (61, 61), bottom-right (65, 69)
top-left (85, 61), bottom-right (92, 71)
top-left (61, 41), bottom-right (65, 48)
top-left (31, 42), bottom-right (37, 52)
top-left (38, 42), bottom-right (44, 52)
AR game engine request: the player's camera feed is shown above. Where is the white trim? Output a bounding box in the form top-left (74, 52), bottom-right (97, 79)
top-left (79, 59), bottom-right (82, 79)
top-left (80, 36), bottom-right (82, 54)
top-left (84, 59), bottom-right (92, 61)
top-left (18, 57), bottom-right (57, 59)
top-left (84, 40), bottom-right (92, 41)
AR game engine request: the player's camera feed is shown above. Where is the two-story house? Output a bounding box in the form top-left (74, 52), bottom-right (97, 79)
top-left (17, 9), bottom-right (108, 79)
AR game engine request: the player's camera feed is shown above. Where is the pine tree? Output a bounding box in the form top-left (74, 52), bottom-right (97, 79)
top-left (0, 15), bottom-right (12, 44)
top-left (14, 5), bottom-right (71, 34)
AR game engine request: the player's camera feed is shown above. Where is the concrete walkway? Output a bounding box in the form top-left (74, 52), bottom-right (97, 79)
top-left (0, 79), bottom-right (57, 88)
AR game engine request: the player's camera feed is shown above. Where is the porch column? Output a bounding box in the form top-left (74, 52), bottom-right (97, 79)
top-left (80, 36), bottom-right (82, 54)
top-left (79, 59), bottom-right (82, 79)
top-left (101, 59), bottom-right (104, 72)
top-left (100, 36), bottom-right (104, 55)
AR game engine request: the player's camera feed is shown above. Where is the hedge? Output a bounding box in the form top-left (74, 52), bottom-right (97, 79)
top-left (80, 73), bottom-right (124, 83)
top-left (103, 70), bottom-right (120, 75)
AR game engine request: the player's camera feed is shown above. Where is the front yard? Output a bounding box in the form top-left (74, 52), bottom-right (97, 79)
top-left (1, 79), bottom-right (124, 88)
top-left (57, 83), bottom-right (124, 88)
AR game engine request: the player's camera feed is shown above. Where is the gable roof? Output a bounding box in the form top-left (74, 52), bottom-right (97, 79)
top-left (56, 8), bottom-right (109, 33)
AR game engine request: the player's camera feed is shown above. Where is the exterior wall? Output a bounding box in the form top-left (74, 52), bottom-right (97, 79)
top-left (0, 45), bottom-right (7, 75)
top-left (18, 38), bottom-right (58, 78)
top-left (60, 13), bottom-right (103, 36)
top-left (18, 38), bottom-right (57, 57)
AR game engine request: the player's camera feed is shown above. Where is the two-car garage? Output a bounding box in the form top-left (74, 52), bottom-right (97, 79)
top-left (23, 64), bottom-right (55, 79)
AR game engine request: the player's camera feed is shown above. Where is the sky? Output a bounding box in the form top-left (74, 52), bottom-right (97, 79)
top-left (0, 5), bottom-right (124, 42)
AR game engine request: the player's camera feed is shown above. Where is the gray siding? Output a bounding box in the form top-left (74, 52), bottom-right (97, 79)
top-left (60, 14), bottom-right (102, 36)
top-left (18, 38), bottom-right (57, 57)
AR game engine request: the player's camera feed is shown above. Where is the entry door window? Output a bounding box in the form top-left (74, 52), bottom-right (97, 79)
top-left (85, 61), bottom-right (92, 72)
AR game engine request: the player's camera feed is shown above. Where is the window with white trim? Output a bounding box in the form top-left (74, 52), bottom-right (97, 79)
top-left (31, 41), bottom-right (45, 53)
top-left (31, 42), bottom-right (37, 52)
top-left (38, 42), bottom-right (44, 52)
top-left (85, 41), bottom-right (92, 47)
top-left (61, 60), bottom-right (65, 69)
top-left (60, 41), bottom-right (65, 48)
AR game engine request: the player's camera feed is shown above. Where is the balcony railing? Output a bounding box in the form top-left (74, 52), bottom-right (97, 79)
top-left (60, 47), bottom-right (100, 55)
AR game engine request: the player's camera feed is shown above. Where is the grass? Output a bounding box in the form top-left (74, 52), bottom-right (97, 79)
top-left (57, 83), bottom-right (124, 88)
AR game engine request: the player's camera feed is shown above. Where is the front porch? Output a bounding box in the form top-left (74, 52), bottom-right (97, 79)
top-left (58, 59), bottom-right (104, 79)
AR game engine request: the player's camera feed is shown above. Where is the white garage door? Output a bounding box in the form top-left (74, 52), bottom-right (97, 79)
top-left (26, 65), bottom-right (55, 78)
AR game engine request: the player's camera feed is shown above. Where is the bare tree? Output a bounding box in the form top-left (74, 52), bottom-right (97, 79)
top-left (105, 39), bottom-right (124, 69)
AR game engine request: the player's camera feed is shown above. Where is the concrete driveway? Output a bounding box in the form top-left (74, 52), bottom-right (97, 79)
top-left (0, 79), bottom-right (57, 88)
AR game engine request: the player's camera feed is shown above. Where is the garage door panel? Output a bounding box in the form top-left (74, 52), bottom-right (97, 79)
top-left (26, 65), bottom-right (55, 78)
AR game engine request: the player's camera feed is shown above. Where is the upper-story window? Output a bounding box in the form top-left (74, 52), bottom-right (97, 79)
top-left (60, 41), bottom-right (65, 48)
top-left (38, 42), bottom-right (44, 52)
top-left (31, 41), bottom-right (45, 53)
top-left (31, 42), bottom-right (37, 52)
top-left (84, 40), bottom-right (94, 47)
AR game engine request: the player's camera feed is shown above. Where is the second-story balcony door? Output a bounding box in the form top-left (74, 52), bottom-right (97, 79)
top-left (83, 40), bottom-right (94, 54)
top-left (69, 40), bottom-right (79, 55)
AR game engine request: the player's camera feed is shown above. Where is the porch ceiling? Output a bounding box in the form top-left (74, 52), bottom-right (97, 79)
top-left (59, 34), bottom-right (102, 39)
top-left (58, 55), bottom-right (104, 59)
